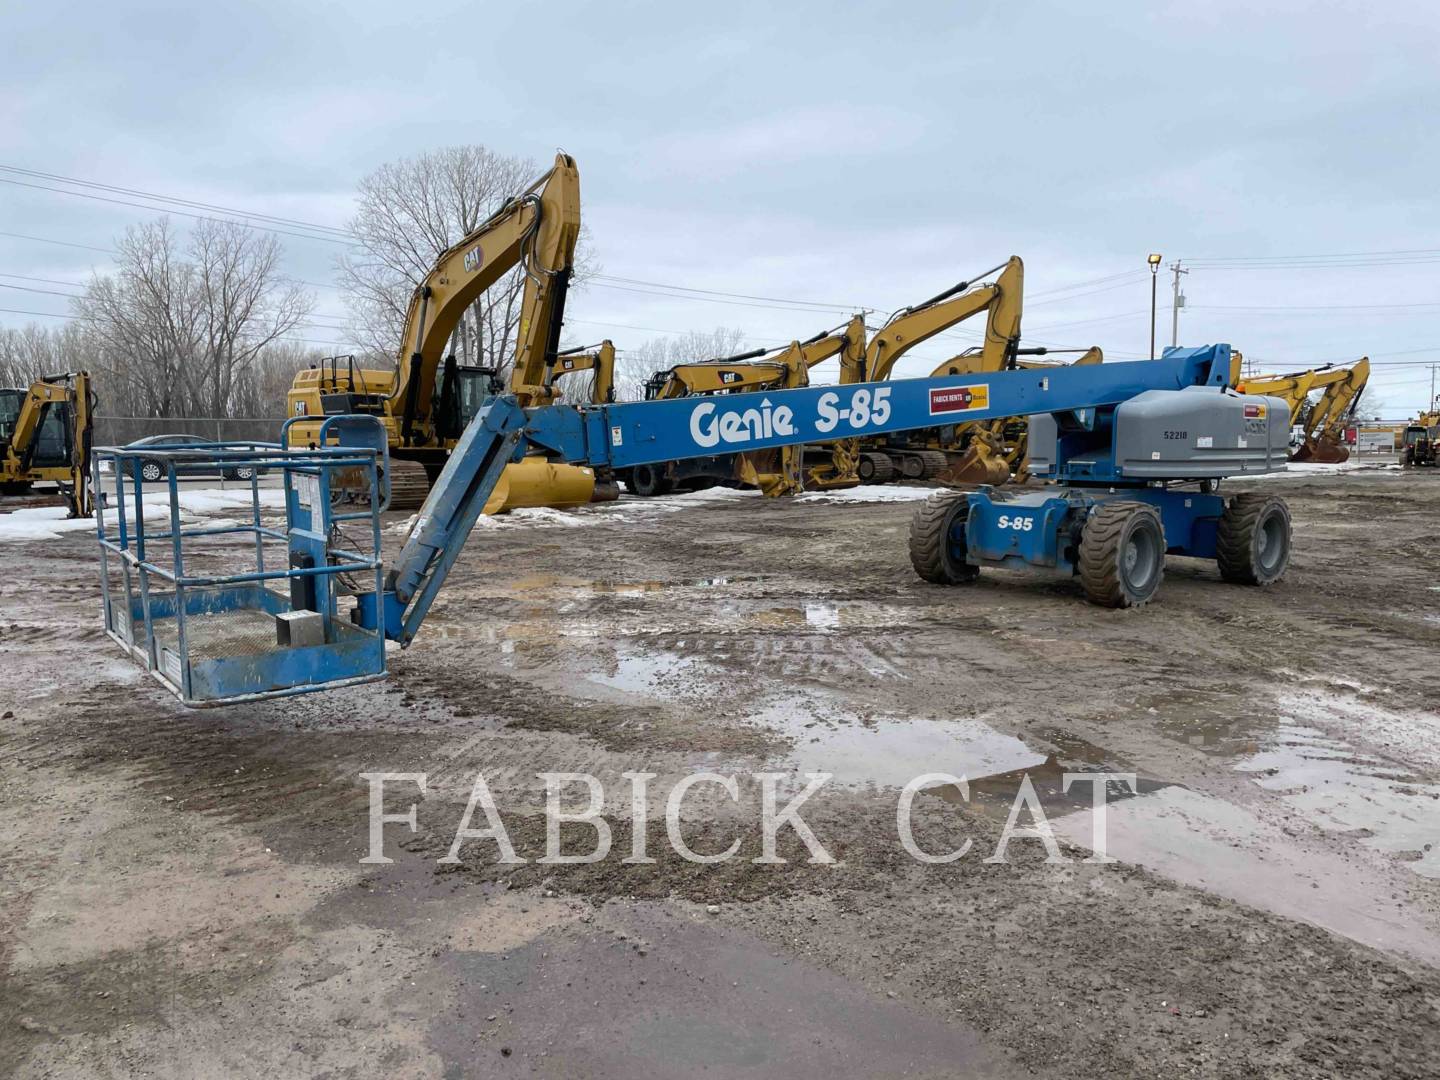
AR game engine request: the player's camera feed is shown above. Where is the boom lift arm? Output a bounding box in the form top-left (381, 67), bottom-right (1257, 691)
top-left (367, 345), bottom-right (1270, 644)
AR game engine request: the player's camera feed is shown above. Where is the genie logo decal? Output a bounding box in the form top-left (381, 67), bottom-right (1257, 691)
top-left (929, 384), bottom-right (989, 416)
top-left (463, 245), bottom-right (483, 273)
top-left (690, 398), bottom-right (797, 449)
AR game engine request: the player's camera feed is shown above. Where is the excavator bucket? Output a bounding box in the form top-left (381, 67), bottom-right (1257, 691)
top-left (1290, 435), bottom-right (1350, 464)
top-left (932, 444), bottom-right (1011, 486)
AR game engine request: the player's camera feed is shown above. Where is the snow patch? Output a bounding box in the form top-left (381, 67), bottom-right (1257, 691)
top-left (0, 486), bottom-right (286, 544)
top-left (796, 484), bottom-right (941, 504)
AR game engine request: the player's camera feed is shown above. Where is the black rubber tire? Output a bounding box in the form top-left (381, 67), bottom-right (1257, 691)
top-left (919, 450), bottom-right (950, 480)
top-left (630, 463), bottom-right (675, 498)
top-left (1078, 501), bottom-right (1166, 608)
top-left (139, 460), bottom-right (163, 483)
top-left (857, 452), bottom-right (896, 484)
top-left (1216, 493), bottom-right (1292, 586)
top-left (908, 491), bottom-right (981, 585)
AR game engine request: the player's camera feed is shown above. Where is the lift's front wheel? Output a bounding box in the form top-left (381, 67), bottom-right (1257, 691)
top-left (1079, 501), bottom-right (1166, 608)
top-left (1217, 493), bottom-right (1291, 585)
top-left (909, 491), bottom-right (980, 585)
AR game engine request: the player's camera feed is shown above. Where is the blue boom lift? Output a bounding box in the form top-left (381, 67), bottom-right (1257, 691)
top-left (94, 343), bottom-right (1291, 705)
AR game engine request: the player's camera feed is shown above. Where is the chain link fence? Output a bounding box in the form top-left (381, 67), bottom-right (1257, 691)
top-left (95, 416), bottom-right (287, 447)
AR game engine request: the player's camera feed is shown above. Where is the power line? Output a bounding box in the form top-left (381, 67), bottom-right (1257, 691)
top-left (0, 281), bottom-right (79, 298)
top-left (0, 230), bottom-right (115, 254)
top-left (0, 164), bottom-right (353, 237)
top-left (0, 271), bottom-right (86, 288)
top-left (0, 176), bottom-right (357, 247)
top-left (1188, 245), bottom-right (1440, 263)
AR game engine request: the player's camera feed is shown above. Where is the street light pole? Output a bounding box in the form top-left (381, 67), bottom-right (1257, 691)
top-left (1147, 253), bottom-right (1162, 359)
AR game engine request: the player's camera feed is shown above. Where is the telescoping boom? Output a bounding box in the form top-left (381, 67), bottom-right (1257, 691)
top-left (366, 344), bottom-right (1290, 645)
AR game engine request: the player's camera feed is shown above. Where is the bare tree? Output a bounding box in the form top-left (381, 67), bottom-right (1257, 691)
top-left (0, 322), bottom-right (91, 387)
top-left (612, 328), bottom-right (750, 401)
top-left (74, 218), bottom-right (310, 417)
top-left (338, 145), bottom-right (597, 380)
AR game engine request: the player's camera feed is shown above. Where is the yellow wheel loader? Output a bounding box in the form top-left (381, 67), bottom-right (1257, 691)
top-left (0, 370), bottom-right (94, 517)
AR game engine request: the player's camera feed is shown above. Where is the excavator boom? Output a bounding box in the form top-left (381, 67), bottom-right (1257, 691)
top-left (1235, 356), bottom-right (1369, 463)
top-left (860, 257), bottom-right (1023, 383)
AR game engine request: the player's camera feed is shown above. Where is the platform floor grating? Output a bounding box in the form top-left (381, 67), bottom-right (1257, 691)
top-left (153, 607), bottom-right (280, 660)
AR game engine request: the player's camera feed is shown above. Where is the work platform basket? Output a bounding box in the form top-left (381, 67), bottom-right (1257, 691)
top-left (93, 419), bottom-right (393, 706)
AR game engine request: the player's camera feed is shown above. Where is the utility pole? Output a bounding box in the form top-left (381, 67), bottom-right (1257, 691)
top-left (1169, 260), bottom-right (1189, 348)
top-left (1147, 253), bottom-right (1162, 359)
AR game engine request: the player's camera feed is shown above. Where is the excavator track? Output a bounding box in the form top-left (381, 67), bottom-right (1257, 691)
top-left (384, 459), bottom-right (433, 511)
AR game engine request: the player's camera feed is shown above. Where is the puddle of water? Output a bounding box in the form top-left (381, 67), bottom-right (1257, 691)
top-left (1237, 721), bottom-right (1440, 878)
top-left (740, 601), bottom-right (913, 634)
top-left (804, 604), bottom-right (839, 631)
top-left (751, 697), bottom-right (1046, 791)
top-left (1052, 785), bottom-right (1440, 966)
top-left (585, 648), bottom-right (701, 698)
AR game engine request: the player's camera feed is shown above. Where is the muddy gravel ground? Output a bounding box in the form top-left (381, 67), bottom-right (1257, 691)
top-left (2, 464), bottom-right (1439, 1078)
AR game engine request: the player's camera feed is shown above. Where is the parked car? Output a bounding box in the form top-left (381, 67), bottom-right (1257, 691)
top-left (120, 434), bottom-right (270, 482)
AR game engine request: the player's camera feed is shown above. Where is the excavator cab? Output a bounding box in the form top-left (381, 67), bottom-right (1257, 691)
top-left (1, 387), bottom-right (81, 471)
top-left (0, 388), bottom-right (22, 449)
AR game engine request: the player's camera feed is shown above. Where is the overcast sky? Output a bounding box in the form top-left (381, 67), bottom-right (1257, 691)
top-left (4, 1), bottom-right (1438, 416)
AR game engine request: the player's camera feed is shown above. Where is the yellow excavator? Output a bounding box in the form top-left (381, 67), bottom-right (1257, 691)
top-left (286, 152), bottom-right (604, 512)
top-left (845, 257), bottom-right (1025, 482)
top-left (1231, 355), bottom-right (1369, 463)
top-left (0, 370), bottom-right (94, 517)
top-left (734, 316), bottom-right (869, 495)
top-left (552, 341), bottom-right (617, 405)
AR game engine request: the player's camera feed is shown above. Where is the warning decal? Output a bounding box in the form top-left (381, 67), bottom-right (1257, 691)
top-left (929, 384), bottom-right (989, 416)
top-left (1243, 403), bottom-right (1267, 419)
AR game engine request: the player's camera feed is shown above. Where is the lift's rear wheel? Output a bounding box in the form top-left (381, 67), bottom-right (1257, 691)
top-left (629, 463), bottom-right (675, 497)
top-left (1216, 493), bottom-right (1291, 585)
top-left (909, 491), bottom-right (981, 585)
top-left (857, 452), bottom-right (895, 483)
top-left (1079, 501), bottom-right (1166, 608)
